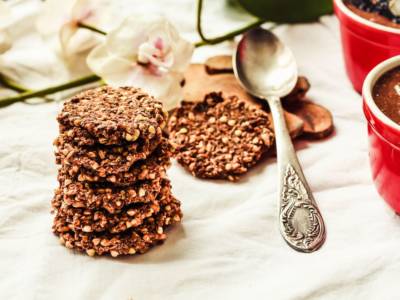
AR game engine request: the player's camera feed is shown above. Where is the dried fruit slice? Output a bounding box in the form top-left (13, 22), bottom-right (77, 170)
top-left (183, 63), bottom-right (257, 104)
top-left (202, 58), bottom-right (311, 104)
top-left (286, 101), bottom-right (334, 139)
top-left (271, 111), bottom-right (304, 139)
top-left (282, 76), bottom-right (311, 105)
top-left (183, 63), bottom-right (307, 138)
top-left (205, 55), bottom-right (233, 74)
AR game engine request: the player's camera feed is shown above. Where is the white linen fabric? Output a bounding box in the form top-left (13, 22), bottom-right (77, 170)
top-left (1, 1), bottom-right (400, 300)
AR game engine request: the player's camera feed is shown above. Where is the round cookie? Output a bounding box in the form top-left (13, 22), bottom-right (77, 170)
top-left (55, 135), bottom-right (165, 176)
top-left (57, 172), bottom-right (165, 214)
top-left (168, 92), bottom-right (274, 181)
top-left (60, 141), bottom-right (172, 186)
top-left (53, 196), bottom-right (182, 257)
top-left (58, 125), bottom-right (164, 148)
top-left (57, 86), bottom-right (167, 146)
top-left (52, 180), bottom-right (175, 234)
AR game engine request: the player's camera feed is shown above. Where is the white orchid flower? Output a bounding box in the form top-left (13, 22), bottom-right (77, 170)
top-left (36, 0), bottom-right (114, 74)
top-left (87, 15), bottom-right (194, 110)
top-left (0, 1), bottom-right (13, 54)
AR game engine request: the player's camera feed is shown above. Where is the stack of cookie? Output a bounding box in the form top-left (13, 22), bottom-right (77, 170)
top-left (51, 86), bottom-right (182, 257)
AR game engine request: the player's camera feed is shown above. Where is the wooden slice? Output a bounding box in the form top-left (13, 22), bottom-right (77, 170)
top-left (286, 101), bottom-right (334, 139)
top-left (282, 76), bottom-right (310, 105)
top-left (183, 64), bottom-right (305, 138)
top-left (205, 55), bottom-right (233, 74)
top-left (204, 55), bottom-right (310, 104)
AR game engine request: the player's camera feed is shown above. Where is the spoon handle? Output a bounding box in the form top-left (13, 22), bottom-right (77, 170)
top-left (267, 96), bottom-right (326, 253)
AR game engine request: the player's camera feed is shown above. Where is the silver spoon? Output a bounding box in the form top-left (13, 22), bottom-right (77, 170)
top-left (233, 28), bottom-right (326, 253)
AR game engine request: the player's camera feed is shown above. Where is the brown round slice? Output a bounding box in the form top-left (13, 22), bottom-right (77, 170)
top-left (60, 140), bottom-right (172, 186)
top-left (57, 172), bottom-right (165, 214)
top-left (286, 101), bottom-right (334, 139)
top-left (52, 180), bottom-right (174, 234)
top-left (57, 86), bottom-right (167, 145)
top-left (168, 92), bottom-right (274, 181)
top-left (54, 135), bottom-right (164, 176)
top-left (205, 55), bottom-right (233, 74)
top-left (53, 196), bottom-right (182, 257)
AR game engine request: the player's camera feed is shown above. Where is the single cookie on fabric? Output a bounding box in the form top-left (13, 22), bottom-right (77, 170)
top-left (57, 172), bottom-right (165, 214)
top-left (54, 135), bottom-right (164, 176)
top-left (60, 141), bottom-right (172, 186)
top-left (53, 196), bottom-right (182, 257)
top-left (52, 180), bottom-right (175, 234)
top-left (57, 86), bottom-right (167, 146)
top-left (168, 92), bottom-right (274, 181)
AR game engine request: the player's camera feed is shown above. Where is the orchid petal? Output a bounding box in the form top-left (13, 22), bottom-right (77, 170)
top-left (87, 14), bottom-right (193, 109)
top-left (0, 2), bottom-right (13, 54)
top-left (87, 42), bottom-right (134, 84)
top-left (0, 31), bottom-right (11, 54)
top-left (36, 0), bottom-right (75, 37)
top-left (60, 21), bottom-right (101, 57)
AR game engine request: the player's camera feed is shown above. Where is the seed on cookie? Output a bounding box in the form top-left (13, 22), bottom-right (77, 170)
top-left (55, 135), bottom-right (166, 178)
top-left (58, 86), bottom-right (166, 146)
top-left (60, 141), bottom-right (172, 186)
top-left (52, 195), bottom-right (182, 257)
top-left (168, 92), bottom-right (274, 181)
top-left (52, 181), bottom-right (178, 235)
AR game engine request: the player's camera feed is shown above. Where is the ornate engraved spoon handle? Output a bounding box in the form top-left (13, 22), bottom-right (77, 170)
top-left (267, 96), bottom-right (326, 253)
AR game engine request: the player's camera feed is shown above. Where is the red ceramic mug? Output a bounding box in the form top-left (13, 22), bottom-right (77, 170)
top-left (363, 55), bottom-right (400, 213)
top-left (334, 0), bottom-right (400, 93)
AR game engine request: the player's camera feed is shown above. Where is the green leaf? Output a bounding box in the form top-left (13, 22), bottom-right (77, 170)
top-left (237, 0), bottom-right (333, 23)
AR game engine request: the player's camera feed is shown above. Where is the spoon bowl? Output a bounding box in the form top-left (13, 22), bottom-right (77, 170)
top-left (233, 28), bottom-right (298, 99)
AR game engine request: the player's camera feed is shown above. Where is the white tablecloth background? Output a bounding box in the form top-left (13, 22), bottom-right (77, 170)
top-left (1, 1), bottom-right (400, 299)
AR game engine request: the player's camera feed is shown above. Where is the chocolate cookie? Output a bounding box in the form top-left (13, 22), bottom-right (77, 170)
top-left (168, 93), bottom-right (274, 181)
top-left (52, 180), bottom-right (175, 234)
top-left (54, 135), bottom-right (164, 176)
top-left (60, 141), bottom-right (172, 186)
top-left (58, 125), bottom-right (164, 148)
top-left (58, 86), bottom-right (167, 146)
top-left (57, 172), bottom-right (165, 214)
top-left (53, 196), bottom-right (182, 257)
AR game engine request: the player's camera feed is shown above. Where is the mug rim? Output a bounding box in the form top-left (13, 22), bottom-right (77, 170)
top-left (363, 55), bottom-right (400, 133)
top-left (334, 0), bottom-right (400, 34)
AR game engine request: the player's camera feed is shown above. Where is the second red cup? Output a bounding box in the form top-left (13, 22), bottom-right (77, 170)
top-left (363, 55), bottom-right (400, 213)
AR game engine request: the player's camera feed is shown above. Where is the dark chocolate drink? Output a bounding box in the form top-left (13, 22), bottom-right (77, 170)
top-left (373, 66), bottom-right (400, 124)
top-left (345, 0), bottom-right (400, 28)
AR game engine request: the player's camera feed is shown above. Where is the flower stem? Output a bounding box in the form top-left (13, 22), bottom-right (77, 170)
top-left (0, 74), bottom-right (101, 108)
top-left (0, 4), bottom-right (269, 107)
top-left (0, 74), bottom-right (30, 93)
top-left (194, 0), bottom-right (267, 47)
top-left (77, 22), bottom-right (107, 35)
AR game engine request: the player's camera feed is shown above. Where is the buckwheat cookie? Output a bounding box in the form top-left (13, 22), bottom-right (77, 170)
top-left (168, 92), bottom-right (274, 181)
top-left (54, 135), bottom-right (165, 176)
top-left (60, 141), bottom-right (172, 186)
top-left (53, 196), bottom-right (182, 257)
top-left (57, 172), bottom-right (165, 214)
top-left (57, 86), bottom-right (167, 146)
top-left (52, 180), bottom-right (175, 234)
